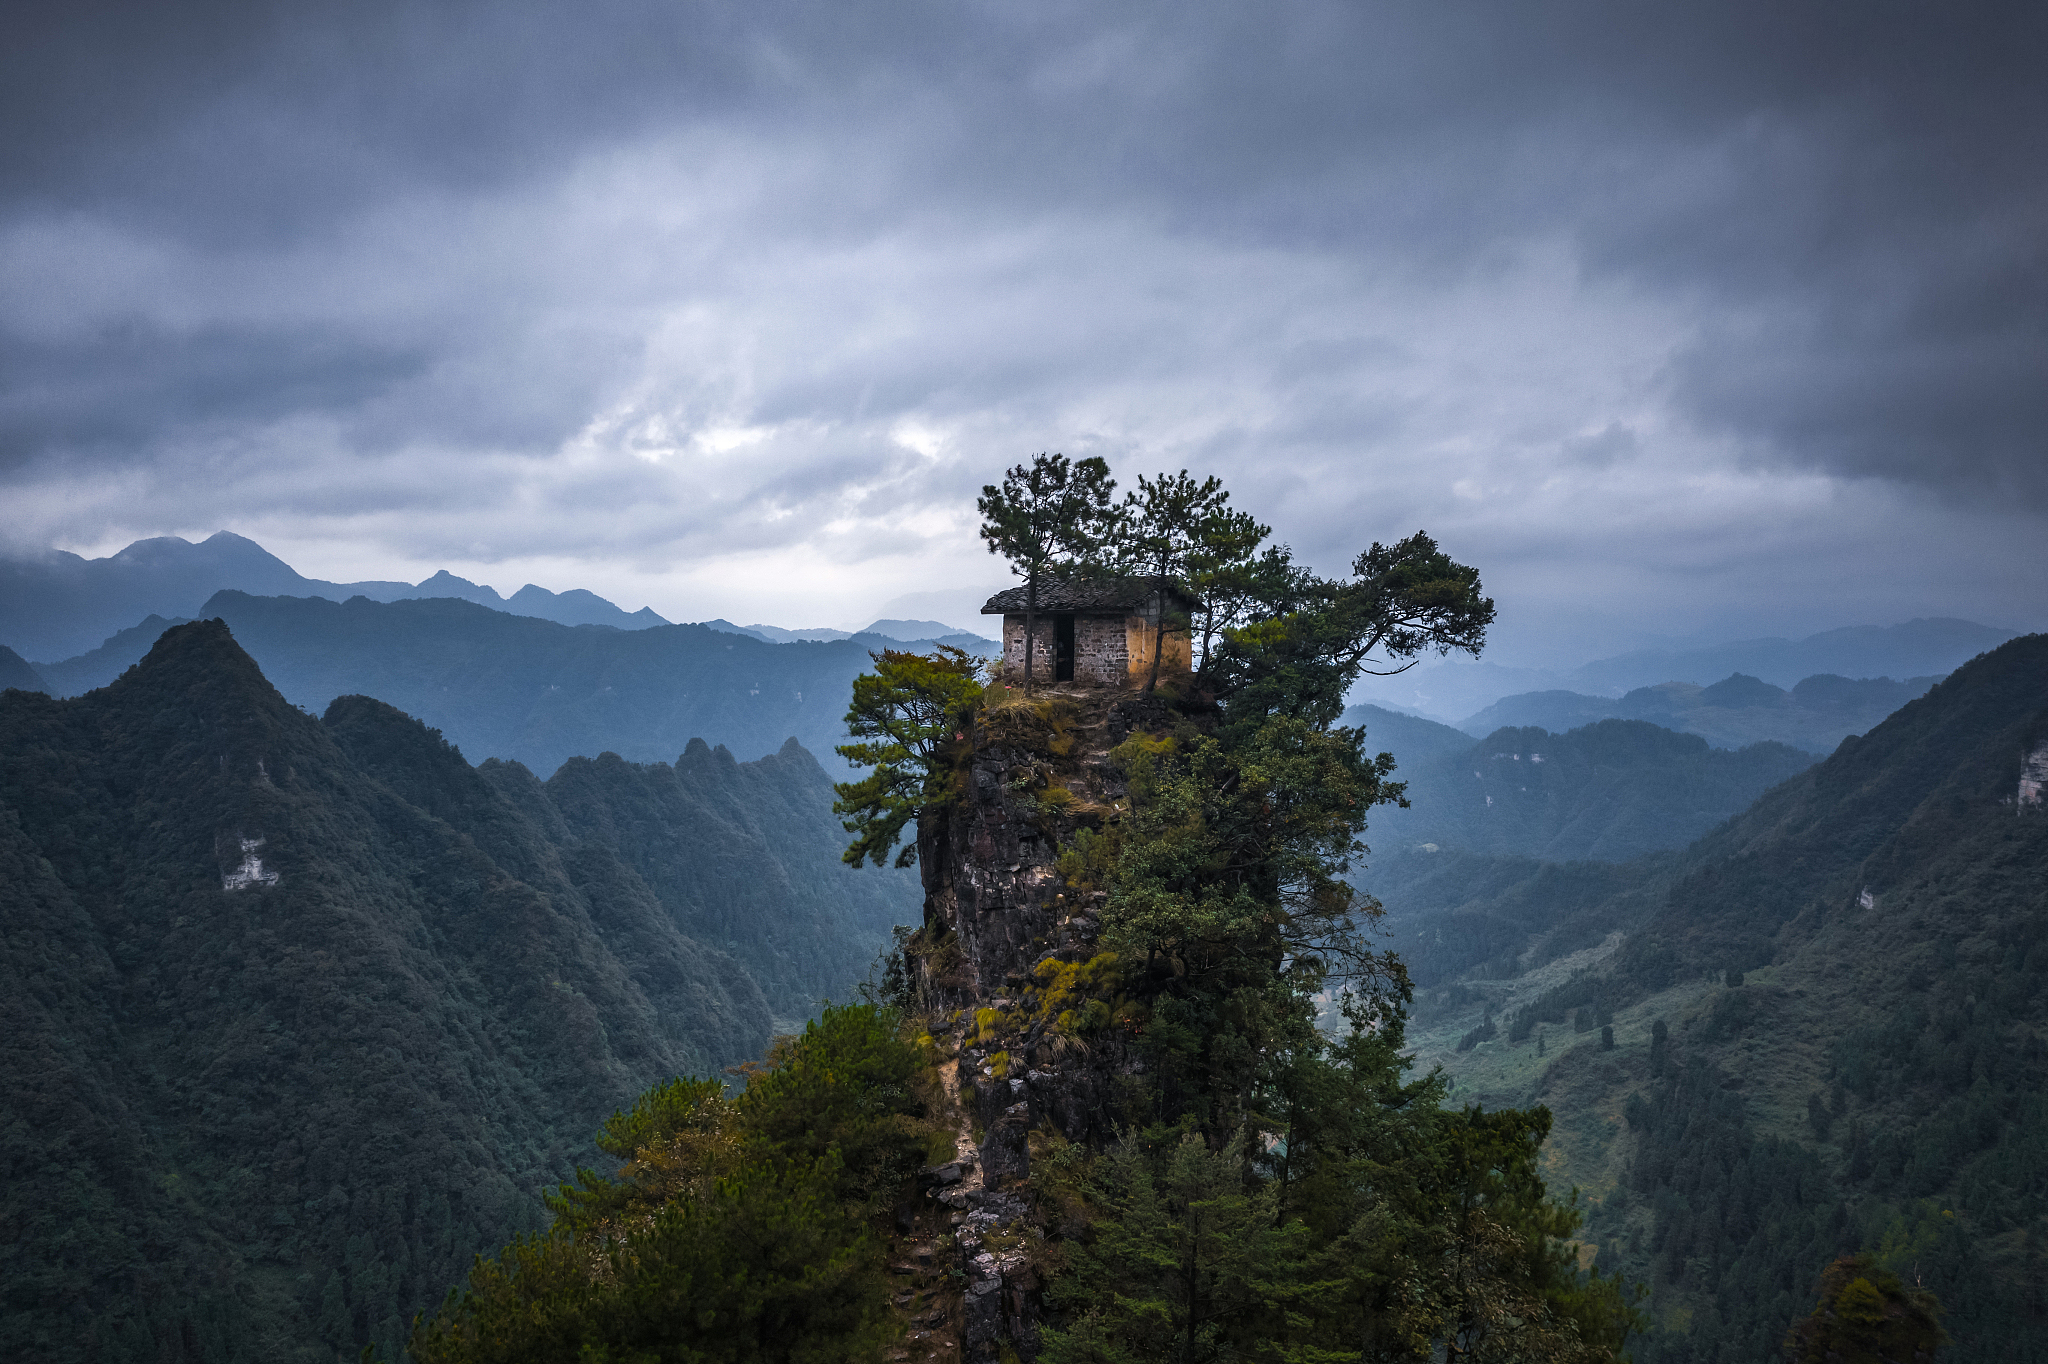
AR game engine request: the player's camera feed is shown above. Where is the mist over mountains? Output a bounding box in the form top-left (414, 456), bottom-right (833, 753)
top-left (0, 532), bottom-right (673, 661)
top-left (1343, 703), bottom-right (1818, 863)
top-left (45, 591), bottom-right (960, 778)
top-left (1459, 671), bottom-right (1945, 755)
top-left (1352, 618), bottom-right (2019, 724)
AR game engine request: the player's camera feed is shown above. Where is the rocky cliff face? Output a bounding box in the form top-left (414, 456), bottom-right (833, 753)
top-left (895, 688), bottom-right (1179, 1364)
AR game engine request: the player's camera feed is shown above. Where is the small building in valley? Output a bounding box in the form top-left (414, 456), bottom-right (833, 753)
top-left (981, 577), bottom-right (1197, 687)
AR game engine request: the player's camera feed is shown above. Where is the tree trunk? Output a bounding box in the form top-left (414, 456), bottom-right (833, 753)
top-left (1023, 573), bottom-right (1039, 694)
top-left (1146, 575), bottom-right (1167, 696)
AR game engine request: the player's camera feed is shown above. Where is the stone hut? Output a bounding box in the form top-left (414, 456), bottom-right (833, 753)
top-left (981, 577), bottom-right (1197, 687)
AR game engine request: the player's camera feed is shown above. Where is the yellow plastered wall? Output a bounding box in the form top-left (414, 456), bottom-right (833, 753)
top-left (1123, 614), bottom-right (1191, 684)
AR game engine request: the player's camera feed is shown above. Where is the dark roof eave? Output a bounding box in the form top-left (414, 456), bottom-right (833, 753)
top-left (980, 577), bottom-right (1199, 615)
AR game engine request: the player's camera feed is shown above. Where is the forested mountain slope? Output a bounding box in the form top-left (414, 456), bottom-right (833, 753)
top-left (30, 614), bottom-right (195, 696)
top-left (1336, 706), bottom-right (1813, 999)
top-left (1346, 703), bottom-right (1816, 863)
top-left (1404, 633), bottom-right (2048, 1361)
top-left (510, 738), bottom-right (915, 1020)
top-left (0, 621), bottom-right (908, 1362)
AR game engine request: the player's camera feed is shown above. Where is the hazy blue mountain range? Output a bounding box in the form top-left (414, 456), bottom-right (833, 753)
top-left (709, 616), bottom-right (979, 644)
top-left (406, 570), bottom-right (672, 631)
top-left (1560, 617), bottom-right (2015, 694)
top-left (30, 614), bottom-right (201, 697)
top-left (28, 614), bottom-right (994, 705)
top-left (1350, 617), bottom-right (2018, 722)
top-left (1457, 670), bottom-right (1944, 753)
top-left (24, 595), bottom-right (999, 776)
top-left (0, 644), bottom-right (40, 692)
top-left (36, 592), bottom-right (929, 772)
top-left (705, 616), bottom-right (998, 653)
top-left (1341, 702), bottom-right (1817, 863)
top-left (0, 619), bottom-right (913, 1362)
top-left (705, 619), bottom-right (854, 643)
top-left (0, 532), bottom-right (670, 660)
top-left (1372, 632), bottom-right (2048, 1359)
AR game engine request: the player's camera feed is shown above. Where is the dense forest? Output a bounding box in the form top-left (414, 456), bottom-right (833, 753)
top-left (1403, 634), bottom-right (2048, 1360)
top-left (0, 620), bottom-right (913, 1361)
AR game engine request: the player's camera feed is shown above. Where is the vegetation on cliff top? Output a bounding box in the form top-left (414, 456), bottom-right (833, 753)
top-left (865, 460), bottom-right (1645, 1359)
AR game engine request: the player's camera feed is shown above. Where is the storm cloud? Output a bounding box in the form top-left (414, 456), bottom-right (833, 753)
top-left (2, 0), bottom-right (2042, 649)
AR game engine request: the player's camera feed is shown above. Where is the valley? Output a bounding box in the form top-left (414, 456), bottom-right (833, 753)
top-left (1373, 635), bottom-right (2048, 1360)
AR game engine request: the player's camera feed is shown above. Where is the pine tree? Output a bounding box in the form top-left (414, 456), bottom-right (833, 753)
top-left (1117, 471), bottom-right (1258, 695)
top-left (977, 454), bottom-right (1120, 692)
top-left (1042, 1129), bottom-right (1318, 1364)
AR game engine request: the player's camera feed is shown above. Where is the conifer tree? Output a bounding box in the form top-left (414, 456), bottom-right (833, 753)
top-left (1784, 1254), bottom-right (1945, 1363)
top-left (1042, 1129), bottom-right (1319, 1364)
top-left (832, 645), bottom-right (984, 867)
top-left (977, 454), bottom-right (1120, 692)
top-left (1118, 470), bottom-right (1262, 694)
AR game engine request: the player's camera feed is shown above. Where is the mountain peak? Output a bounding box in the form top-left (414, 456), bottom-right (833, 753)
top-left (120, 617), bottom-right (279, 699)
top-left (408, 570), bottom-right (506, 606)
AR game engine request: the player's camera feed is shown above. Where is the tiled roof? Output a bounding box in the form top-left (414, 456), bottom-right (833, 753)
top-left (980, 576), bottom-right (1198, 614)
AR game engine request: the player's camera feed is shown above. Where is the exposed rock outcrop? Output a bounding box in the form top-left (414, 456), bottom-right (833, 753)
top-left (898, 687), bottom-right (1183, 1363)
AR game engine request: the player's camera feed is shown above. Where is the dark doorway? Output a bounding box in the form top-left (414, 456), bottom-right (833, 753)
top-left (1054, 614), bottom-right (1076, 682)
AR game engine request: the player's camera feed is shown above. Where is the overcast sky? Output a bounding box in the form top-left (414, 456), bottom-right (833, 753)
top-left (3, 0), bottom-right (2043, 662)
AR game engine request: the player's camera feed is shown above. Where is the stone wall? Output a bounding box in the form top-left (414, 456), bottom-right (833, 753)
top-left (995, 611), bottom-right (1188, 687)
top-left (1075, 615), bottom-right (1129, 684)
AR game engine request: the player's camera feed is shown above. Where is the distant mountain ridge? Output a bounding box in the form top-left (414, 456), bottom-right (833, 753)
top-left (0, 644), bottom-right (40, 692)
top-left (1457, 670), bottom-right (1944, 752)
top-left (1350, 617), bottom-right (2018, 721)
top-left (1341, 702), bottom-right (1816, 863)
top-left (1562, 617), bottom-right (2014, 694)
top-left (0, 532), bottom-right (671, 660)
top-left (705, 616), bottom-right (997, 652)
top-left (405, 570), bottom-right (671, 630)
top-left (29, 593), bottom-right (963, 777)
top-left (22, 595), bottom-right (1004, 775)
